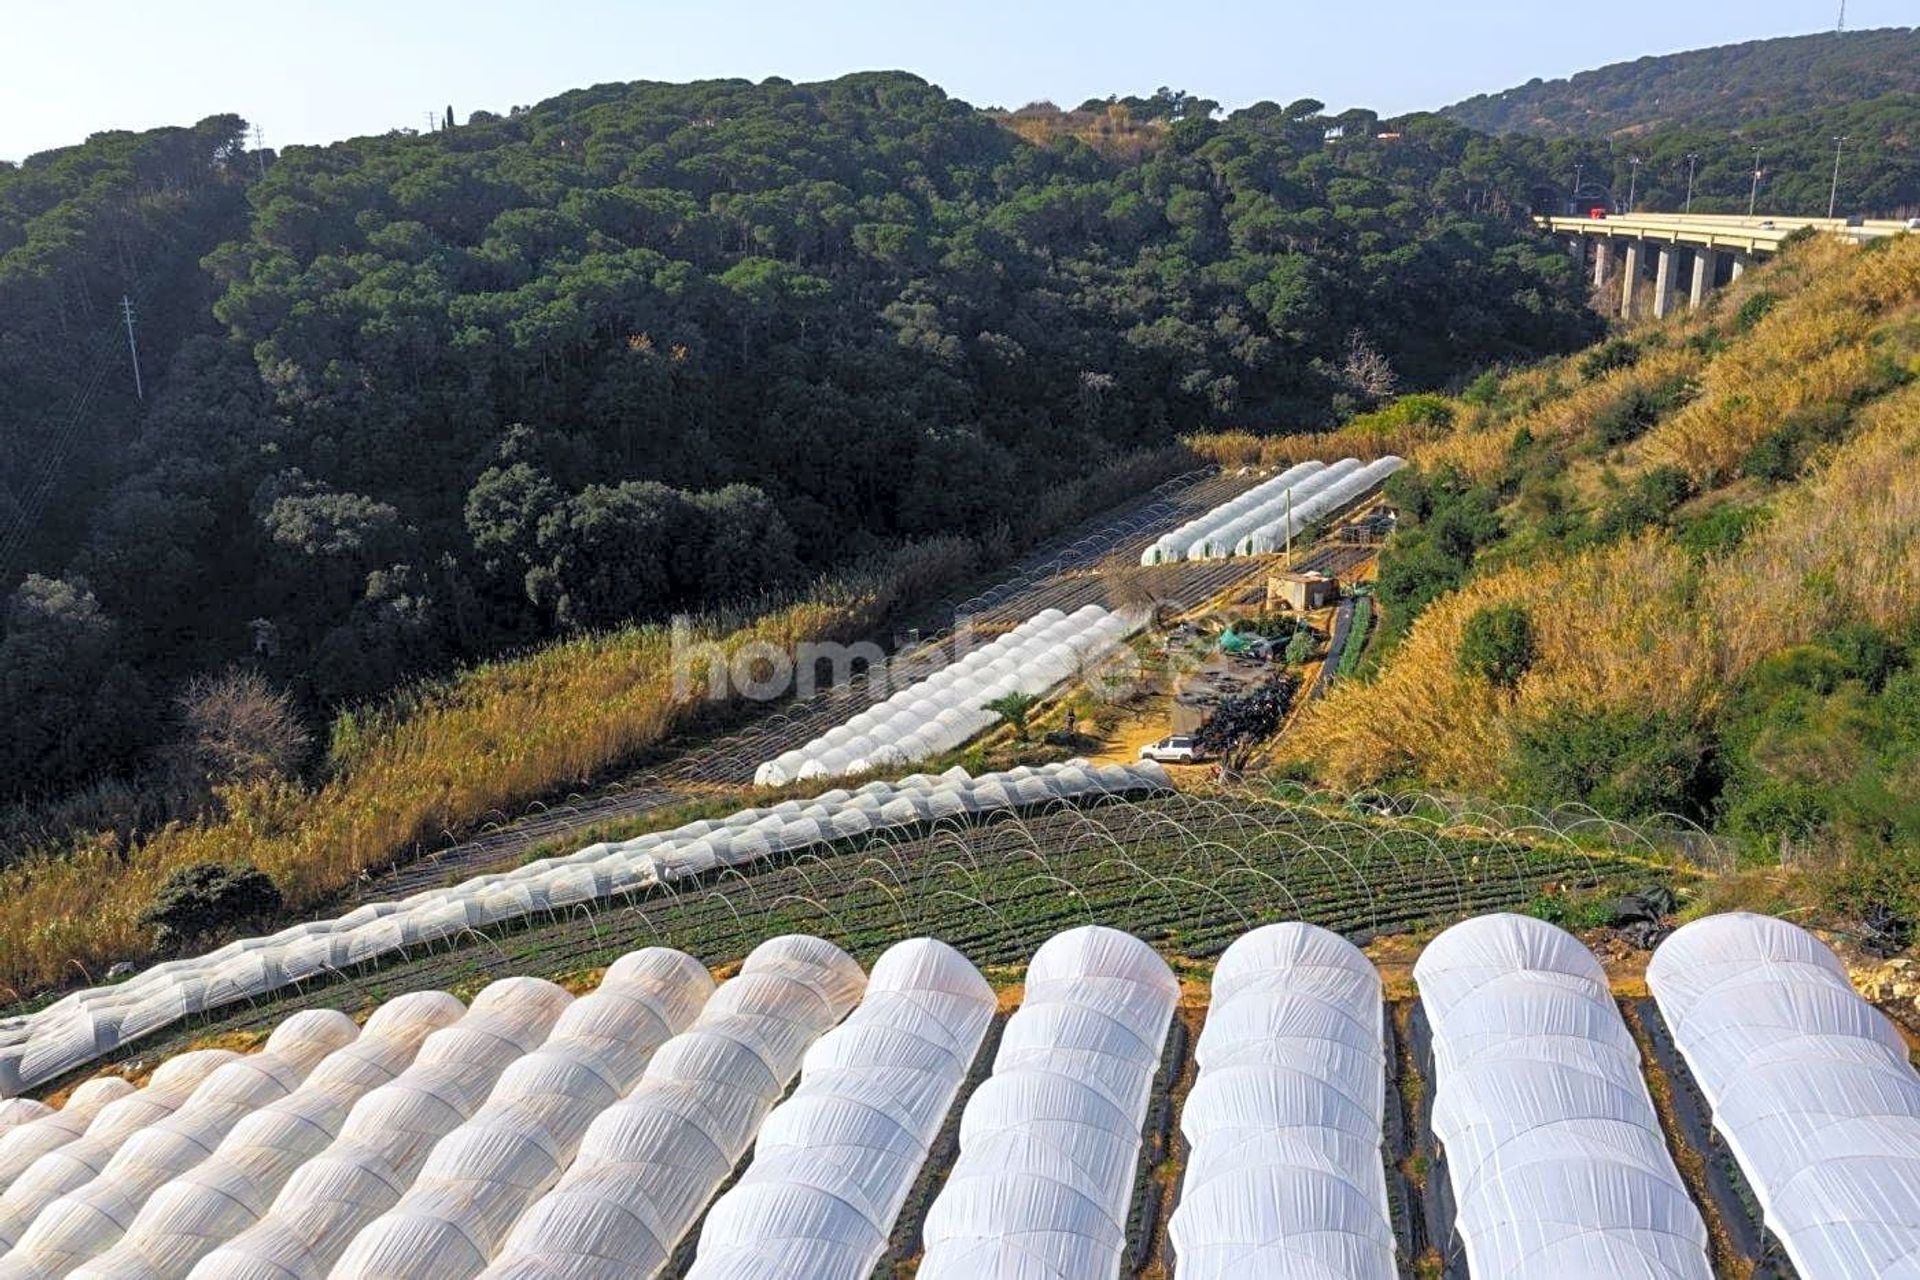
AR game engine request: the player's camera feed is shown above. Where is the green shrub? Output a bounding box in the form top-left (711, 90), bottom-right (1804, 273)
top-left (1733, 291), bottom-right (1779, 334)
top-left (1590, 376), bottom-right (1696, 449)
top-left (1506, 706), bottom-right (1717, 821)
top-left (1578, 337), bottom-right (1641, 381)
top-left (1723, 778), bottom-right (1831, 851)
top-left (1348, 392), bottom-right (1456, 436)
top-left (1742, 427), bottom-right (1802, 481)
top-left (1285, 628), bottom-right (1319, 665)
top-left (1462, 369), bottom-right (1504, 407)
top-left (1677, 502), bottom-right (1767, 559)
top-left (1457, 603), bottom-right (1536, 689)
top-left (1583, 465), bottom-right (1694, 545)
top-left (138, 861), bottom-right (284, 951)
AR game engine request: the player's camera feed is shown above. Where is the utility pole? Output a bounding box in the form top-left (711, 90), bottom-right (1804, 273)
top-left (252, 123), bottom-right (266, 179)
top-left (1684, 153), bottom-right (1699, 213)
top-left (1838, 0), bottom-right (1847, 31)
top-left (1284, 486), bottom-right (1294, 567)
top-left (1828, 135), bottom-right (1849, 218)
top-left (1748, 147), bottom-right (1763, 217)
top-left (121, 295), bottom-right (143, 400)
top-left (1626, 157), bottom-right (1641, 212)
top-left (425, 110), bottom-right (439, 134)
top-left (1572, 162), bottom-right (1584, 212)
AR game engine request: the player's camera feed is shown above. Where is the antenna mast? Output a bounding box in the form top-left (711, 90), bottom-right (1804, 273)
top-left (1837, 0), bottom-right (1846, 31)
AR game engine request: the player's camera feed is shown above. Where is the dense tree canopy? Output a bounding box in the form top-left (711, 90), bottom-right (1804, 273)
top-left (1444, 28), bottom-right (1920, 137)
top-left (0, 72), bottom-right (1604, 803)
top-left (1441, 29), bottom-right (1920, 216)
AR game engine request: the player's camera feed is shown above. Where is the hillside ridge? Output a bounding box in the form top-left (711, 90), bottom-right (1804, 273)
top-left (1441, 26), bottom-right (1920, 137)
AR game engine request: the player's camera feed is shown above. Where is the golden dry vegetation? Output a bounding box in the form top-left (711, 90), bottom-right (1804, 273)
top-left (987, 102), bottom-right (1169, 162)
top-left (0, 551), bottom-right (959, 999)
top-left (1278, 232), bottom-right (1920, 794)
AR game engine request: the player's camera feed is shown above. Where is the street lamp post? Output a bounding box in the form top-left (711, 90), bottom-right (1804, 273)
top-left (1684, 153), bottom-right (1699, 214)
top-left (1572, 162), bottom-right (1584, 213)
top-left (1627, 157), bottom-right (1641, 212)
top-left (1828, 135), bottom-right (1849, 219)
top-left (1748, 147), bottom-right (1763, 217)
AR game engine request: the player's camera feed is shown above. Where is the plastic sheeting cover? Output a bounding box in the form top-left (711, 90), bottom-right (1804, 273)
top-left (72, 992), bottom-right (464, 1280)
top-left (480, 935), bottom-right (865, 1280)
top-left (1415, 914), bottom-right (1710, 1280)
top-left (687, 938), bottom-right (994, 1279)
top-left (1137, 462), bottom-right (1326, 566)
top-left (0, 1106), bottom-right (48, 1138)
top-left (1168, 922), bottom-right (1393, 1279)
top-left (330, 950), bottom-right (712, 1280)
top-left (0, 763), bottom-right (1167, 1099)
top-left (1235, 456), bottom-right (1404, 558)
top-left (0, 1080), bottom-right (136, 1195)
top-left (0, 1010), bottom-right (359, 1277)
top-left (1649, 912), bottom-right (1920, 1278)
top-left (0, 1050), bottom-right (241, 1253)
top-left (1185, 459), bottom-right (1362, 562)
top-left (918, 926), bottom-right (1178, 1280)
top-left (754, 607), bottom-right (1142, 787)
top-left (189, 975), bottom-right (573, 1280)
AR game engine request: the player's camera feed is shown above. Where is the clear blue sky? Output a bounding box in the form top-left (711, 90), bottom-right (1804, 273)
top-left (2, 0), bottom-right (1908, 162)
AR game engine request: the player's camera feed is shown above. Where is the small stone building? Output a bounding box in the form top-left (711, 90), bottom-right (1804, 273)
top-left (1269, 570), bottom-right (1337, 613)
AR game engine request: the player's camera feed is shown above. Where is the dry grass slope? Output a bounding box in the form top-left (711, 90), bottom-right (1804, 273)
top-left (1279, 233), bottom-right (1920, 793)
top-left (0, 548), bottom-right (967, 999)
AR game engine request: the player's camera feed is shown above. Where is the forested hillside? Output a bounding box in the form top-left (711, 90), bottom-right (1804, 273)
top-left (1251, 232), bottom-right (1920, 909)
top-left (1442, 28), bottom-right (1920, 218)
top-left (0, 73), bottom-right (1598, 814)
top-left (1443, 28), bottom-right (1920, 136)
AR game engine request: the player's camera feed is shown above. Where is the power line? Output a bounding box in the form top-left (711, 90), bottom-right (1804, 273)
top-left (121, 296), bottom-right (143, 401)
top-left (0, 214), bottom-right (195, 588)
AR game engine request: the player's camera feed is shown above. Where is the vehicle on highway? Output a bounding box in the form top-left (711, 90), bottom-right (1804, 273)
top-left (1139, 735), bottom-right (1204, 764)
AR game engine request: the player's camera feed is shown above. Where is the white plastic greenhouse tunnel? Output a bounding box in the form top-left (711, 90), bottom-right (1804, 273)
top-left (0, 1079), bottom-right (135, 1193)
top-left (190, 975), bottom-right (575, 1280)
top-left (753, 605), bottom-right (1141, 787)
top-left (20, 911), bottom-right (1919, 1279)
top-left (330, 949), bottom-right (713, 1280)
top-left (71, 991), bottom-right (464, 1280)
top-left (0, 1104), bottom-right (49, 1137)
top-left (1137, 460), bottom-right (1328, 566)
top-left (1648, 912), bottom-right (1920, 1278)
top-left (1234, 455), bottom-right (1404, 558)
top-left (686, 937), bottom-right (995, 1279)
top-left (1167, 922), bottom-right (1395, 1279)
top-left (0, 1009), bottom-right (361, 1278)
top-left (1414, 913), bottom-right (1712, 1279)
top-left (0, 1049), bottom-right (245, 1257)
top-left (480, 935), bottom-right (865, 1280)
top-left (1185, 457), bottom-right (1362, 561)
top-left (0, 760), bottom-right (1169, 1100)
top-left (916, 925), bottom-right (1179, 1279)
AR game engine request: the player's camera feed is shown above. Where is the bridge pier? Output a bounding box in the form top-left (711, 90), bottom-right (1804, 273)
top-left (1592, 239), bottom-right (1613, 292)
top-left (1690, 248), bottom-right (1720, 308)
top-left (1653, 245), bottom-right (1679, 319)
top-left (1731, 254), bottom-right (1751, 282)
top-left (1620, 240), bottom-right (1644, 318)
